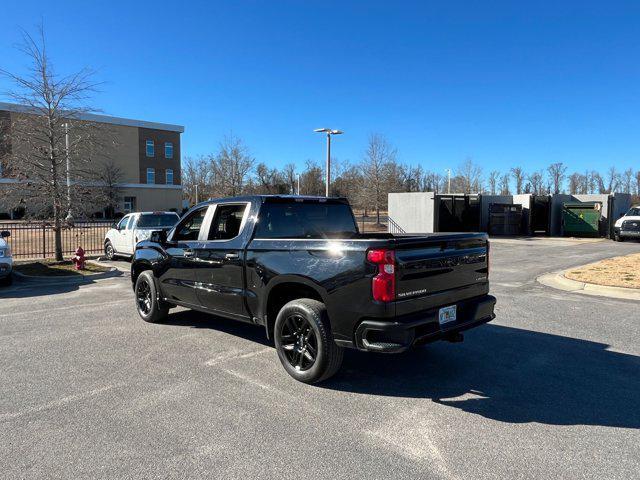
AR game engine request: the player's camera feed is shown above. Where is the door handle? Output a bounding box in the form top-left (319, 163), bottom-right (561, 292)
top-left (183, 249), bottom-right (195, 258)
top-left (225, 252), bottom-right (239, 260)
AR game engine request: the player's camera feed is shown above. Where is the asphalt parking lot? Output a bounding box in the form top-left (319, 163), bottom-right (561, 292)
top-left (1, 238), bottom-right (639, 479)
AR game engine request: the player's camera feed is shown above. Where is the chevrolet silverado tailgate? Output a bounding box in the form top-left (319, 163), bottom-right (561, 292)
top-left (392, 233), bottom-right (489, 314)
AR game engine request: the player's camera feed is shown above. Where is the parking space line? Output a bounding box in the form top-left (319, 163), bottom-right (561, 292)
top-left (0, 299), bottom-right (130, 319)
top-left (0, 383), bottom-right (124, 421)
top-left (204, 347), bottom-right (272, 366)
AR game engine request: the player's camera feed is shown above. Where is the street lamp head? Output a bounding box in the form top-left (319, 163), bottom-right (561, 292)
top-left (314, 128), bottom-right (343, 135)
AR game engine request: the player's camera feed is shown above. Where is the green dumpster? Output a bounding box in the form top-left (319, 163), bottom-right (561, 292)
top-left (562, 202), bottom-right (602, 237)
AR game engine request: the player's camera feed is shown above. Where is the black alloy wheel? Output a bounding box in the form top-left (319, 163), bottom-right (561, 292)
top-left (134, 271), bottom-right (169, 323)
top-left (280, 313), bottom-right (318, 372)
top-left (136, 278), bottom-right (152, 316)
top-left (274, 298), bottom-right (343, 384)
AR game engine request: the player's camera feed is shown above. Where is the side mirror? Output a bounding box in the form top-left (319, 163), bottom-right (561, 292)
top-left (0, 231), bottom-right (10, 238)
top-left (150, 230), bottom-right (167, 244)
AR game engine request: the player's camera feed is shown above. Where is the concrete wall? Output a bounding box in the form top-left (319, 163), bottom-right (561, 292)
top-left (389, 192), bottom-right (633, 237)
top-left (388, 192), bottom-right (435, 233)
top-left (512, 194), bottom-right (533, 234)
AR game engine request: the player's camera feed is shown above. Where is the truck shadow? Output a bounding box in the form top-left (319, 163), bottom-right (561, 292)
top-left (324, 324), bottom-right (640, 429)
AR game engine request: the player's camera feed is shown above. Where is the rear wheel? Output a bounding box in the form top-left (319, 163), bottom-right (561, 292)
top-left (614, 233), bottom-right (623, 242)
top-left (104, 241), bottom-right (115, 260)
top-left (274, 298), bottom-right (343, 384)
top-left (135, 271), bottom-right (169, 323)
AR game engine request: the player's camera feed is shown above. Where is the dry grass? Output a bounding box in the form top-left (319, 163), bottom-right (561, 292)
top-left (565, 253), bottom-right (640, 289)
top-left (14, 260), bottom-right (111, 277)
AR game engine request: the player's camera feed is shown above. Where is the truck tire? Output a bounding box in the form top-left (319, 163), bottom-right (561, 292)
top-left (134, 271), bottom-right (169, 323)
top-left (274, 298), bottom-right (344, 384)
top-left (104, 241), bottom-right (115, 260)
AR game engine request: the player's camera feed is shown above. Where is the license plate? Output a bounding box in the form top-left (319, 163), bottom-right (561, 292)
top-left (439, 305), bottom-right (457, 326)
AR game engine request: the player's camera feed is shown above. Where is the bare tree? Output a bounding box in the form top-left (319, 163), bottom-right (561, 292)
top-left (424, 171), bottom-right (443, 193)
top-left (527, 171), bottom-right (545, 195)
top-left (254, 162), bottom-right (287, 194)
top-left (182, 155), bottom-right (210, 206)
top-left (456, 158), bottom-right (483, 193)
top-left (281, 163), bottom-right (297, 194)
top-left (547, 162), bottom-right (567, 194)
top-left (622, 168), bottom-right (634, 194)
top-left (510, 167), bottom-right (525, 194)
top-left (360, 133), bottom-right (396, 225)
top-left (94, 160), bottom-right (123, 218)
top-left (636, 170), bottom-right (640, 195)
top-left (0, 25), bottom-right (104, 260)
top-left (299, 160), bottom-right (324, 196)
top-left (210, 134), bottom-right (254, 197)
top-left (605, 166), bottom-right (620, 194)
top-left (488, 171), bottom-right (500, 195)
top-left (499, 173), bottom-right (511, 195)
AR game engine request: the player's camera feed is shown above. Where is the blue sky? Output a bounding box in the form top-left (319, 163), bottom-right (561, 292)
top-left (1, 1), bottom-right (639, 176)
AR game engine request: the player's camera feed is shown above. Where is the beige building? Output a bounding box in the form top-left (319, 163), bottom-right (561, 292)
top-left (0, 102), bottom-right (184, 219)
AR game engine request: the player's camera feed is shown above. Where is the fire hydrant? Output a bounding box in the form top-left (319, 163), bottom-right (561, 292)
top-left (73, 246), bottom-right (86, 270)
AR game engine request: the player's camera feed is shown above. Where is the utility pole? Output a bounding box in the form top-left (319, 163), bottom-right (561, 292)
top-left (297, 173), bottom-right (301, 195)
top-left (65, 123), bottom-right (73, 222)
top-left (313, 128), bottom-right (343, 197)
top-left (445, 168), bottom-right (452, 194)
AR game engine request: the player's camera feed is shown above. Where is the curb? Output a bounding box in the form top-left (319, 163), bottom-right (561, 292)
top-left (12, 265), bottom-right (122, 284)
top-left (537, 271), bottom-right (640, 301)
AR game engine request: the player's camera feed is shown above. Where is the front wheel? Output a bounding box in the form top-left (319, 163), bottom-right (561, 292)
top-left (274, 298), bottom-right (343, 384)
top-left (104, 241), bottom-right (115, 260)
top-left (134, 271), bottom-right (169, 323)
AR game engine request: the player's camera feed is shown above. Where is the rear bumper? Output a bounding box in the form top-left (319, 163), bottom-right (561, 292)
top-left (353, 294), bottom-right (496, 353)
top-left (620, 230), bottom-right (640, 238)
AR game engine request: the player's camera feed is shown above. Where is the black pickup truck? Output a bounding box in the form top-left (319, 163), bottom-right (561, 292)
top-left (131, 195), bottom-right (496, 383)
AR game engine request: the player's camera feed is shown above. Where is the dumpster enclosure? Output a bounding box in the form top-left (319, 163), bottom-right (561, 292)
top-left (488, 203), bottom-right (523, 235)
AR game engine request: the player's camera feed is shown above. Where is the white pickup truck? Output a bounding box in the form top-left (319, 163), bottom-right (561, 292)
top-left (104, 211), bottom-right (179, 259)
top-left (613, 205), bottom-right (640, 241)
top-left (0, 230), bottom-right (12, 286)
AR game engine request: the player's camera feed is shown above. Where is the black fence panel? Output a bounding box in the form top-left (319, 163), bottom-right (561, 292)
top-left (0, 221), bottom-right (112, 259)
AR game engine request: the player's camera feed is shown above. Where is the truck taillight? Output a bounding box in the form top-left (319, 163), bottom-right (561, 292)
top-left (367, 248), bottom-right (395, 302)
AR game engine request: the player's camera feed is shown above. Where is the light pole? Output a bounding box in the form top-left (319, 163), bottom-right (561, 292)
top-left (313, 128), bottom-right (343, 197)
top-left (445, 168), bottom-right (452, 194)
top-left (65, 123), bottom-right (73, 222)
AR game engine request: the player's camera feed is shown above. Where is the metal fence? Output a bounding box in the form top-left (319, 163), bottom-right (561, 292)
top-left (0, 221), bottom-right (112, 259)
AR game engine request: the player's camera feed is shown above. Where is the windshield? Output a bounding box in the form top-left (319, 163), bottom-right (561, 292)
top-left (626, 207), bottom-right (640, 217)
top-left (136, 213), bottom-right (179, 228)
top-left (255, 202), bottom-right (358, 239)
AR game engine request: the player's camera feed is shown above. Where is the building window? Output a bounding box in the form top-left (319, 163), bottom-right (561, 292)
top-left (146, 168), bottom-right (155, 184)
top-left (146, 140), bottom-right (154, 157)
top-left (123, 197), bottom-right (136, 213)
top-left (166, 169), bottom-right (174, 185)
top-left (165, 142), bottom-right (173, 159)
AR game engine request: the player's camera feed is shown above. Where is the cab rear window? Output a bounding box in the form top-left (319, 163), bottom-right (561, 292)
top-left (255, 202), bottom-right (358, 239)
top-left (137, 214), bottom-right (179, 228)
